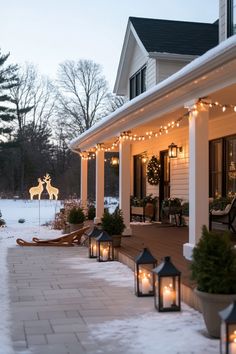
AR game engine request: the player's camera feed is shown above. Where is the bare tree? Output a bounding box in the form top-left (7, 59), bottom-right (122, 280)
top-left (55, 59), bottom-right (110, 137)
top-left (9, 63), bottom-right (56, 194)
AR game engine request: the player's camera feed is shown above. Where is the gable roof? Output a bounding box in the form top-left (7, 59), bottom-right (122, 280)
top-left (114, 17), bottom-right (218, 95)
top-left (129, 17), bottom-right (218, 56)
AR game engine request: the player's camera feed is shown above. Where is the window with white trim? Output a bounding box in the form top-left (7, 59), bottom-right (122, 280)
top-left (129, 66), bottom-right (146, 100)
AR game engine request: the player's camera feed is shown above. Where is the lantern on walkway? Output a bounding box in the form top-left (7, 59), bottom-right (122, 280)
top-left (87, 227), bottom-right (101, 258)
top-left (96, 231), bottom-right (114, 262)
top-left (134, 248), bottom-right (157, 297)
top-left (152, 256), bottom-right (181, 312)
top-left (219, 301), bottom-right (236, 354)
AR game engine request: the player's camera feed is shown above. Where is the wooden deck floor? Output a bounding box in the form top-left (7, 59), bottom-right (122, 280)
top-left (118, 223), bottom-right (193, 288)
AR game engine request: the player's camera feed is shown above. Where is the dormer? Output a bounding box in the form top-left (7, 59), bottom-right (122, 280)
top-left (114, 17), bottom-right (218, 100)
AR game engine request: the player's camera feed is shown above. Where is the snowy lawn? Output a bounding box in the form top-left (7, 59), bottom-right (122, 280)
top-left (0, 200), bottom-right (219, 354)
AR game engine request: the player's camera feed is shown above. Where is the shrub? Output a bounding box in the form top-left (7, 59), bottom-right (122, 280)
top-left (101, 208), bottom-right (125, 235)
top-left (68, 207), bottom-right (85, 224)
top-left (87, 205), bottom-right (96, 220)
top-left (191, 225), bottom-right (236, 294)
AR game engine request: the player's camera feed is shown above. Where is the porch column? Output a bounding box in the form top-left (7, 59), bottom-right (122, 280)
top-left (80, 155), bottom-right (88, 208)
top-left (94, 148), bottom-right (104, 224)
top-left (119, 139), bottom-right (132, 235)
top-left (183, 102), bottom-right (209, 260)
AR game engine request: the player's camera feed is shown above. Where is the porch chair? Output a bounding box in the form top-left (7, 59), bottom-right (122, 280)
top-left (16, 226), bottom-right (90, 246)
top-left (209, 197), bottom-right (236, 233)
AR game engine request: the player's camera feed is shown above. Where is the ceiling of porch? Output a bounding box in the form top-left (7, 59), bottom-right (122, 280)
top-left (99, 82), bottom-right (236, 148)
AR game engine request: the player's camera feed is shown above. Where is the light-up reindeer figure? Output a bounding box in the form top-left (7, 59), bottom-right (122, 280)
top-left (29, 178), bottom-right (45, 200)
top-left (43, 173), bottom-right (59, 200)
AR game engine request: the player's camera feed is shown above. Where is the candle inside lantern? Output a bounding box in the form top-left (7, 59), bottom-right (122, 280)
top-left (229, 331), bottom-right (236, 354)
top-left (141, 273), bottom-right (152, 294)
top-left (163, 284), bottom-right (174, 308)
top-left (102, 247), bottom-right (109, 261)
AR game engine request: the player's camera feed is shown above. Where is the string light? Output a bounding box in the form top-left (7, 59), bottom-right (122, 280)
top-left (78, 97), bottom-right (236, 157)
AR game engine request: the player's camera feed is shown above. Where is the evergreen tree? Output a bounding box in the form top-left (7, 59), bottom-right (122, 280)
top-left (0, 50), bottom-right (18, 140)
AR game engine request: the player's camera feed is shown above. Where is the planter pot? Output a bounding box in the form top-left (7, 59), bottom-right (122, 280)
top-left (195, 288), bottom-right (236, 338)
top-left (69, 223), bottom-right (84, 232)
top-left (112, 235), bottom-right (122, 247)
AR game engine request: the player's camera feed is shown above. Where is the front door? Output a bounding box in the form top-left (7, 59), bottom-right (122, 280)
top-left (159, 150), bottom-right (170, 219)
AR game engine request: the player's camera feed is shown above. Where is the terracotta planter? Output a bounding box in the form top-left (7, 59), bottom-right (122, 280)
top-left (69, 223), bottom-right (84, 232)
top-left (195, 288), bottom-right (236, 338)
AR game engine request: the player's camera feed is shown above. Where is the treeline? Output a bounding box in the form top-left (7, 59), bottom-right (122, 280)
top-left (0, 50), bottom-right (123, 199)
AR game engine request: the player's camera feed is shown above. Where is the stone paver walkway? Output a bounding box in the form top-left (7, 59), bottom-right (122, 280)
top-left (7, 246), bottom-right (153, 354)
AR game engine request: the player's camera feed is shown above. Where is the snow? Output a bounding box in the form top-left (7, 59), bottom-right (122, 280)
top-left (0, 199), bottom-right (62, 354)
top-left (0, 200), bottom-right (219, 354)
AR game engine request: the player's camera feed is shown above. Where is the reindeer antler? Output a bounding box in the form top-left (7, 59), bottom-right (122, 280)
top-left (44, 173), bottom-right (51, 180)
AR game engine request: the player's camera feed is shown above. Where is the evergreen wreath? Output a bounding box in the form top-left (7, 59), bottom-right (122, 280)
top-left (147, 155), bottom-right (161, 185)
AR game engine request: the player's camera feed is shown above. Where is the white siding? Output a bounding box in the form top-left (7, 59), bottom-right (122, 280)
top-left (157, 60), bottom-right (192, 83)
top-left (146, 58), bottom-right (156, 89)
top-left (219, 0), bottom-right (227, 42)
top-left (130, 112), bottom-right (236, 203)
top-left (126, 42), bottom-right (147, 94)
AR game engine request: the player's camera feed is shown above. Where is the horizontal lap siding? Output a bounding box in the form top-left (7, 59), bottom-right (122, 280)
top-left (146, 58), bottom-right (156, 89)
top-left (131, 112), bottom-right (236, 201)
top-left (157, 60), bottom-right (191, 83)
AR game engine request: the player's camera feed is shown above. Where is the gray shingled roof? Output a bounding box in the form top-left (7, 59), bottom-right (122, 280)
top-left (129, 17), bottom-right (218, 56)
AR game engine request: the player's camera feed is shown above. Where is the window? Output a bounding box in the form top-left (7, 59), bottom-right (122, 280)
top-left (129, 66), bottom-right (146, 100)
top-left (227, 0), bottom-right (236, 37)
top-left (209, 135), bottom-right (236, 197)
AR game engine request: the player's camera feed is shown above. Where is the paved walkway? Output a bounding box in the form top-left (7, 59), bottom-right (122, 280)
top-left (7, 246), bottom-right (153, 354)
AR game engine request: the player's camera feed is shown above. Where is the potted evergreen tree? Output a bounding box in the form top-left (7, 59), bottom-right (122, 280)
top-left (67, 207), bottom-right (85, 232)
top-left (101, 208), bottom-right (125, 247)
top-left (191, 225), bottom-right (236, 338)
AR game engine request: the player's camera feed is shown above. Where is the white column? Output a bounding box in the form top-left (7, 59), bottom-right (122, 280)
top-left (119, 139), bottom-right (132, 235)
top-left (183, 103), bottom-right (209, 260)
top-left (94, 148), bottom-right (104, 224)
top-left (80, 156), bottom-right (88, 209)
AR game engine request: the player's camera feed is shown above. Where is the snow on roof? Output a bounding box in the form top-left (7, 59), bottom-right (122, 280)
top-left (70, 34), bottom-right (236, 152)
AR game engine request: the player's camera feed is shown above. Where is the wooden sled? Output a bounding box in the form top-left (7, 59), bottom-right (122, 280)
top-left (16, 226), bottom-right (90, 247)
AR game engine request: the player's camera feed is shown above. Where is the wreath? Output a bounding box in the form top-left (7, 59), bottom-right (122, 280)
top-left (147, 156), bottom-right (161, 185)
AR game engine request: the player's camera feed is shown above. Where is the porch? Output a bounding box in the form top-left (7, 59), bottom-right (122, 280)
top-left (115, 222), bottom-right (236, 310)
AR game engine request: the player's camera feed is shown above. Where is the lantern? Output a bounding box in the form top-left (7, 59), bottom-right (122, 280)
top-left (111, 156), bottom-right (119, 166)
top-left (96, 231), bottom-right (114, 262)
top-left (219, 301), bottom-right (236, 354)
top-left (134, 248), bottom-right (157, 297)
top-left (168, 142), bottom-right (178, 158)
top-left (87, 227), bottom-right (101, 258)
top-left (152, 256), bottom-right (181, 312)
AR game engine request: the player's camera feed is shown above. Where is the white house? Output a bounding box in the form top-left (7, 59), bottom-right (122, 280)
top-left (70, 0), bottom-right (236, 260)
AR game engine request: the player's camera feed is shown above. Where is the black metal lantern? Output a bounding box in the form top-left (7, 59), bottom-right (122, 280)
top-left (219, 301), bottom-right (236, 354)
top-left (134, 248), bottom-right (157, 297)
top-left (96, 231), bottom-right (114, 262)
top-left (87, 227), bottom-right (101, 258)
top-left (168, 142), bottom-right (178, 158)
top-left (152, 256), bottom-right (181, 312)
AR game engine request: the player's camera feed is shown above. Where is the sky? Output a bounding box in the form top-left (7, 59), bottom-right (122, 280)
top-left (0, 0), bottom-right (218, 90)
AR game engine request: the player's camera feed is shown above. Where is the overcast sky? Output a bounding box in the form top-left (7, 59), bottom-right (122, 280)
top-left (1, 0), bottom-right (218, 90)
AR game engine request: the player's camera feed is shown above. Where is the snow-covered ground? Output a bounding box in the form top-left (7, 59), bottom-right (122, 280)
top-left (0, 200), bottom-right (219, 354)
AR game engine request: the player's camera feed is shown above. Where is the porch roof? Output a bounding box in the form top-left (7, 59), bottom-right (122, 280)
top-left (69, 35), bottom-right (236, 152)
